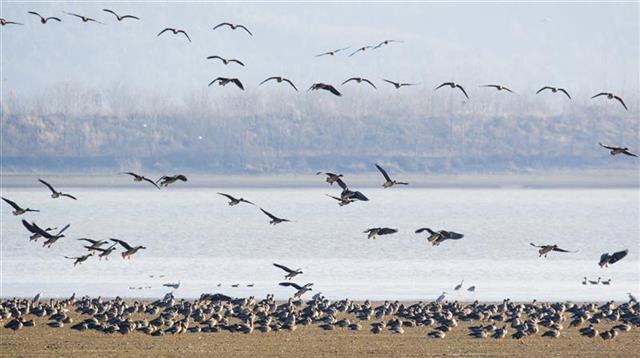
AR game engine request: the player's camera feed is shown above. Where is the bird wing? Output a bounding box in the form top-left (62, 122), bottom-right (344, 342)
top-left (102, 9), bottom-right (118, 17)
top-left (351, 191), bottom-right (368, 201)
top-left (207, 55), bottom-right (223, 61)
top-left (435, 82), bottom-right (453, 91)
top-left (259, 77), bottom-right (278, 86)
top-left (591, 92), bottom-right (607, 99)
top-left (177, 30), bottom-right (191, 42)
top-left (60, 193), bottom-right (77, 200)
top-left (335, 178), bottom-right (348, 190)
top-left (613, 96), bottom-right (628, 110)
top-left (122, 172), bottom-right (139, 178)
top-left (325, 194), bottom-right (342, 201)
top-left (383, 79), bottom-right (398, 87)
top-left (375, 164), bottom-right (392, 182)
top-left (362, 79), bottom-right (377, 89)
top-left (502, 86), bottom-right (514, 93)
top-left (38, 179), bottom-right (57, 194)
top-left (415, 228), bottom-right (430, 234)
top-left (279, 282), bottom-right (303, 290)
top-left (282, 78), bottom-right (298, 91)
top-left (447, 232), bottom-right (464, 239)
top-left (260, 208), bottom-right (277, 220)
top-left (213, 22), bottom-right (232, 30)
top-left (143, 177), bottom-right (161, 189)
top-left (157, 28), bottom-right (172, 36)
top-left (31, 222), bottom-right (54, 238)
top-left (598, 142), bottom-right (616, 150)
top-left (552, 247), bottom-right (577, 253)
top-left (456, 84), bottom-right (469, 99)
top-left (273, 263), bottom-right (294, 273)
top-left (231, 78), bottom-right (245, 90)
top-left (230, 59), bottom-right (245, 66)
top-left (77, 238), bottom-right (98, 244)
top-left (217, 192), bottom-right (237, 201)
top-left (599, 253), bottom-right (610, 265)
top-left (56, 224), bottom-right (71, 236)
top-left (481, 84), bottom-right (499, 89)
top-left (529, 243), bottom-right (543, 248)
top-left (378, 228), bottom-right (398, 235)
top-left (28, 11), bottom-right (44, 20)
top-left (558, 88), bottom-right (571, 99)
top-left (22, 220), bottom-right (41, 235)
top-left (208, 78), bottom-right (222, 87)
top-left (608, 249), bottom-right (628, 264)
top-left (120, 15), bottom-right (140, 20)
top-left (536, 86), bottom-right (553, 94)
top-left (237, 25), bottom-right (252, 36)
top-left (323, 85), bottom-right (341, 96)
top-left (176, 174), bottom-right (188, 182)
top-left (342, 78), bottom-right (357, 85)
top-left (111, 238), bottom-right (133, 250)
top-left (2, 197), bottom-right (21, 211)
top-left (622, 150), bottom-right (638, 157)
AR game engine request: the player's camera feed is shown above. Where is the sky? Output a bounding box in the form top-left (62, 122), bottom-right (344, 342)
top-left (1, 1), bottom-right (638, 102)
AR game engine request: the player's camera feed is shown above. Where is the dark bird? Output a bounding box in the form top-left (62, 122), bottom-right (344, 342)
top-left (28, 11), bottom-right (61, 24)
top-left (529, 243), bottom-right (578, 258)
top-left (273, 263), bottom-right (303, 280)
top-left (375, 164), bottom-right (408, 188)
top-left (279, 282), bottom-right (313, 298)
top-left (435, 82), bottom-right (469, 99)
top-left (22, 220), bottom-right (70, 248)
top-left (84, 244), bottom-right (116, 260)
top-left (336, 178), bottom-right (369, 203)
top-left (217, 192), bottom-right (254, 206)
top-left (206, 55), bottom-right (244, 66)
top-left (64, 12), bottom-right (104, 24)
top-left (111, 238), bottom-right (147, 259)
top-left (308, 83), bottom-right (341, 96)
top-left (259, 77), bottom-right (298, 91)
top-left (102, 9), bottom-right (139, 21)
top-left (121, 172), bottom-right (161, 189)
top-left (260, 208), bottom-right (291, 225)
top-left (415, 228), bottom-right (464, 246)
top-left (536, 86), bottom-right (571, 99)
top-left (2, 197), bottom-right (39, 215)
top-left (599, 249), bottom-right (628, 268)
top-left (38, 179), bottom-right (77, 200)
top-left (480, 84), bottom-right (514, 93)
top-left (598, 143), bottom-right (638, 157)
top-left (77, 238), bottom-right (107, 251)
top-left (163, 281), bottom-right (180, 289)
top-left (65, 253), bottom-right (93, 267)
top-left (591, 92), bottom-right (628, 110)
top-left (157, 28), bottom-right (191, 42)
top-left (156, 174), bottom-right (188, 187)
top-left (342, 77), bottom-right (376, 89)
top-left (383, 79), bottom-right (418, 89)
top-left (316, 172), bottom-right (343, 185)
top-left (373, 39), bottom-right (402, 49)
top-left (208, 77), bottom-right (244, 90)
top-left (325, 194), bottom-right (354, 207)
top-left (363, 227), bottom-right (398, 239)
top-left (213, 22), bottom-right (252, 36)
top-left (315, 47), bottom-right (349, 57)
top-left (1, 18), bottom-right (24, 26)
top-left (349, 46), bottom-right (373, 56)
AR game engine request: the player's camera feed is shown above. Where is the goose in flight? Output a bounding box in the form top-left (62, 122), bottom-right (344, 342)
top-left (591, 92), bottom-right (627, 110)
top-left (435, 82), bottom-right (469, 99)
top-left (213, 22), bottom-right (252, 36)
top-left (325, 194), bottom-right (354, 207)
top-left (375, 164), bottom-right (408, 188)
top-left (260, 208), bottom-right (291, 225)
top-left (454, 280), bottom-right (464, 291)
top-left (316, 46), bottom-right (350, 57)
top-left (65, 253), bottom-right (94, 267)
top-left (342, 77), bottom-right (376, 89)
top-left (77, 238), bottom-right (108, 251)
top-left (598, 143), bottom-right (637, 157)
top-left (121, 172), bottom-right (161, 189)
top-left (156, 174), bottom-right (188, 187)
top-left (1, 18), bottom-right (24, 26)
top-left (279, 282), bottom-right (313, 298)
top-left (22, 220), bottom-right (70, 248)
top-left (87, 243), bottom-right (117, 260)
top-left (64, 12), bottom-right (104, 24)
top-left (206, 55), bottom-right (245, 66)
top-left (208, 77), bottom-right (244, 90)
top-left (24, 225), bottom-right (56, 242)
top-left (363, 227), bottom-right (398, 239)
top-left (599, 249), bottom-right (628, 268)
top-left (273, 263), bottom-right (303, 280)
top-left (436, 291), bottom-right (447, 303)
top-left (536, 86), bottom-right (571, 99)
top-left (28, 11), bottom-right (61, 24)
top-left (111, 238), bottom-right (147, 259)
top-left (373, 39), bottom-right (402, 49)
top-left (316, 171), bottom-right (343, 185)
top-left (102, 9), bottom-right (140, 21)
top-left (308, 83), bottom-right (341, 96)
top-left (39, 179), bottom-right (77, 200)
top-left (2, 197), bottom-right (39, 215)
top-left (349, 46), bottom-right (373, 56)
top-left (157, 28), bottom-right (191, 42)
top-left (415, 228), bottom-right (464, 246)
top-left (217, 192), bottom-right (254, 206)
top-left (529, 243), bottom-right (578, 257)
top-left (163, 281), bottom-right (181, 289)
top-left (383, 79), bottom-right (417, 89)
top-left (467, 286), bottom-right (476, 292)
top-left (336, 178), bottom-right (369, 203)
top-left (259, 77), bottom-right (298, 91)
top-left (480, 84), bottom-right (514, 93)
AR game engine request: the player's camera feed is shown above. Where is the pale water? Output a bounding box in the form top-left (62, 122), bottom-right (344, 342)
top-left (1, 185), bottom-right (638, 302)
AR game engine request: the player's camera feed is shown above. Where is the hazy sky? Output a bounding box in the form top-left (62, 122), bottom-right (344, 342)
top-left (1, 1), bottom-right (638, 101)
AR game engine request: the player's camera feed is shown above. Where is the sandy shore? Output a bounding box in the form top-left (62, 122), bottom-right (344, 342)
top-left (2, 307), bottom-right (638, 357)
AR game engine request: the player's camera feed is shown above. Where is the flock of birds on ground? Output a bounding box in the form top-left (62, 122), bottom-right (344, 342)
top-left (1, 6), bottom-right (638, 342)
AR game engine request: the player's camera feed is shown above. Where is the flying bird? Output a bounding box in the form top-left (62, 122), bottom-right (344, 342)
top-left (64, 12), bottom-right (104, 24)
top-left (89, 243), bottom-right (117, 260)
top-left (415, 228), bottom-right (464, 246)
top-left (599, 249), bottom-right (628, 268)
top-left (349, 46), bottom-right (373, 56)
top-left (316, 172), bottom-right (343, 185)
top-left (383, 79), bottom-right (418, 89)
top-left (1, 18), bottom-right (24, 26)
top-left (260, 208), bottom-right (291, 225)
top-left (208, 77), bottom-right (244, 90)
top-left (121, 172), bottom-right (161, 189)
top-left (77, 238), bottom-right (108, 251)
top-left (206, 55), bottom-right (245, 66)
top-left (22, 220), bottom-right (70, 248)
top-left (2, 197), bottom-right (39, 215)
top-left (454, 280), bottom-right (464, 291)
top-left (363, 227), bottom-right (398, 239)
top-left (536, 86), bottom-right (571, 99)
top-left (273, 263), bottom-right (303, 280)
top-left (325, 194), bottom-right (354, 207)
top-left (480, 84), bottom-right (514, 93)
top-left (373, 39), bottom-right (402, 49)
top-left (156, 174), bottom-right (188, 187)
top-left (598, 143), bottom-right (637, 157)
top-left (529, 243), bottom-right (578, 257)
top-left (157, 28), bottom-right (191, 42)
top-left (217, 192), bottom-right (254, 206)
top-left (102, 9), bottom-right (140, 21)
top-left (375, 164), bottom-right (408, 188)
top-left (213, 22), bottom-right (252, 36)
top-left (279, 282), bottom-right (313, 298)
top-left (315, 47), bottom-right (349, 57)
top-left (65, 253), bottom-right (94, 267)
top-left (38, 179), bottom-right (77, 200)
top-left (336, 178), bottom-right (369, 203)
top-left (259, 77), bottom-right (298, 91)
top-left (435, 82), bottom-right (469, 99)
top-left (342, 77), bottom-right (376, 89)
top-left (28, 11), bottom-right (61, 24)
top-left (308, 83), bottom-right (341, 96)
top-left (111, 238), bottom-right (147, 259)
top-left (591, 92), bottom-right (627, 110)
